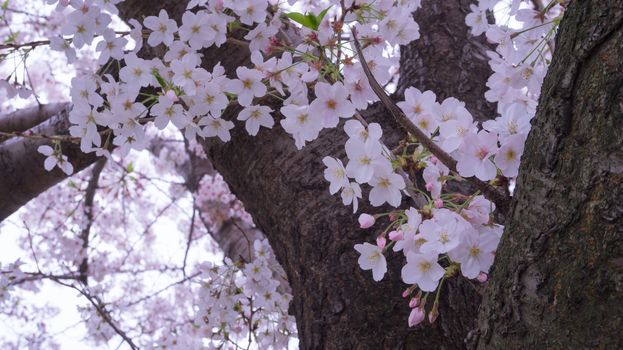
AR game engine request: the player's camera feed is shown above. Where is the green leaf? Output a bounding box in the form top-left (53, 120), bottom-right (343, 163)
top-left (317, 7), bottom-right (330, 24)
top-left (285, 12), bottom-right (315, 29)
top-left (127, 162), bottom-right (134, 173)
top-left (151, 69), bottom-right (168, 89)
top-left (227, 19), bottom-right (241, 32)
top-left (286, 7), bottom-right (331, 30)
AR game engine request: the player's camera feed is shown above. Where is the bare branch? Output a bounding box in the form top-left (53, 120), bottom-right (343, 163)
top-left (78, 158), bottom-right (107, 285)
top-left (181, 202), bottom-right (197, 278)
top-left (52, 279), bottom-right (139, 350)
top-left (6, 272), bottom-right (80, 286)
top-left (122, 272), bottom-right (201, 308)
top-left (0, 103), bottom-right (68, 135)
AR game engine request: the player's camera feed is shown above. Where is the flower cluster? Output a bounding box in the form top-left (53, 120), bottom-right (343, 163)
top-left (0, 261), bottom-right (25, 304)
top-left (34, 0), bottom-right (421, 176)
top-left (348, 0), bottom-right (564, 326)
top-left (196, 240), bottom-right (296, 349)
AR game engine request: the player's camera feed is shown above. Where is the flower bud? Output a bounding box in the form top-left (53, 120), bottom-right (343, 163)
top-left (358, 214), bottom-right (375, 228)
top-left (477, 272), bottom-right (488, 283)
top-left (408, 307), bottom-right (425, 327)
top-left (434, 198), bottom-right (444, 208)
top-left (388, 230), bottom-right (404, 241)
top-left (376, 236), bottom-right (386, 250)
top-left (421, 205), bottom-right (432, 218)
top-left (408, 296), bottom-right (419, 308)
top-left (428, 302), bottom-right (439, 324)
top-left (425, 182), bottom-right (433, 192)
top-left (402, 288), bottom-right (411, 298)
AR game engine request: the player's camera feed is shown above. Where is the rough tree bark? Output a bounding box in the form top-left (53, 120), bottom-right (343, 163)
top-left (476, 1), bottom-right (623, 348)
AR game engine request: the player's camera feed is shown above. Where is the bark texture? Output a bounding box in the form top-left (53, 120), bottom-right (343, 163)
top-left (398, 0), bottom-right (496, 123)
top-left (476, 1), bottom-right (623, 348)
top-left (200, 1), bottom-right (494, 348)
top-left (0, 102), bottom-right (67, 134)
top-left (0, 103), bottom-right (98, 221)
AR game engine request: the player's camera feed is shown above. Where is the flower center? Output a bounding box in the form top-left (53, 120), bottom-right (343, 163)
top-left (469, 246), bottom-right (481, 257)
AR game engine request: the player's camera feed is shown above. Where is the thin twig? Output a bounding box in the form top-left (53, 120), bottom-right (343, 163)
top-left (51, 278), bottom-right (139, 350)
top-left (78, 158), bottom-right (107, 285)
top-left (182, 202), bottom-right (197, 278)
top-left (122, 272), bottom-right (201, 308)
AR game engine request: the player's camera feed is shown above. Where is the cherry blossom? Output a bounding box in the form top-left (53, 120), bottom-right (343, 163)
top-left (280, 104), bottom-right (323, 149)
top-left (456, 130), bottom-right (500, 181)
top-left (309, 82), bottom-right (356, 128)
top-left (227, 67), bottom-right (266, 107)
top-left (237, 104), bottom-right (274, 136)
top-left (144, 9), bottom-right (178, 47)
top-left (448, 227), bottom-right (500, 279)
top-left (322, 156), bottom-right (349, 195)
top-left (369, 167), bottom-right (406, 208)
top-left (0, 0), bottom-right (568, 336)
top-left (358, 213), bottom-right (375, 229)
top-left (354, 243), bottom-right (387, 282)
top-left (401, 251), bottom-right (445, 292)
top-left (37, 145), bottom-right (74, 175)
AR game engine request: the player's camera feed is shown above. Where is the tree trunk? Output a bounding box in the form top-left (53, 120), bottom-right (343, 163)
top-left (476, 1), bottom-right (623, 348)
top-left (200, 1), bottom-right (494, 348)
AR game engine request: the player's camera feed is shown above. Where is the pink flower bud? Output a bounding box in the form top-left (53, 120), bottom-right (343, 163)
top-left (408, 307), bottom-right (425, 327)
top-left (425, 182), bottom-right (433, 192)
top-left (408, 297), bottom-right (419, 308)
top-left (434, 198), bottom-right (444, 208)
top-left (165, 89), bottom-right (179, 102)
top-left (388, 230), bottom-right (404, 241)
top-left (388, 213), bottom-right (397, 221)
top-left (358, 214), bottom-right (375, 228)
top-left (477, 272), bottom-right (488, 283)
top-left (402, 288), bottom-right (411, 298)
top-left (430, 156), bottom-right (438, 164)
top-left (376, 236), bottom-right (386, 249)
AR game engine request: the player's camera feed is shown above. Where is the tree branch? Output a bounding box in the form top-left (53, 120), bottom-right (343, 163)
top-left (78, 158), bottom-right (107, 285)
top-left (352, 28), bottom-right (511, 215)
top-left (0, 103), bottom-right (68, 136)
top-left (0, 106), bottom-right (99, 222)
top-left (52, 279), bottom-right (139, 350)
